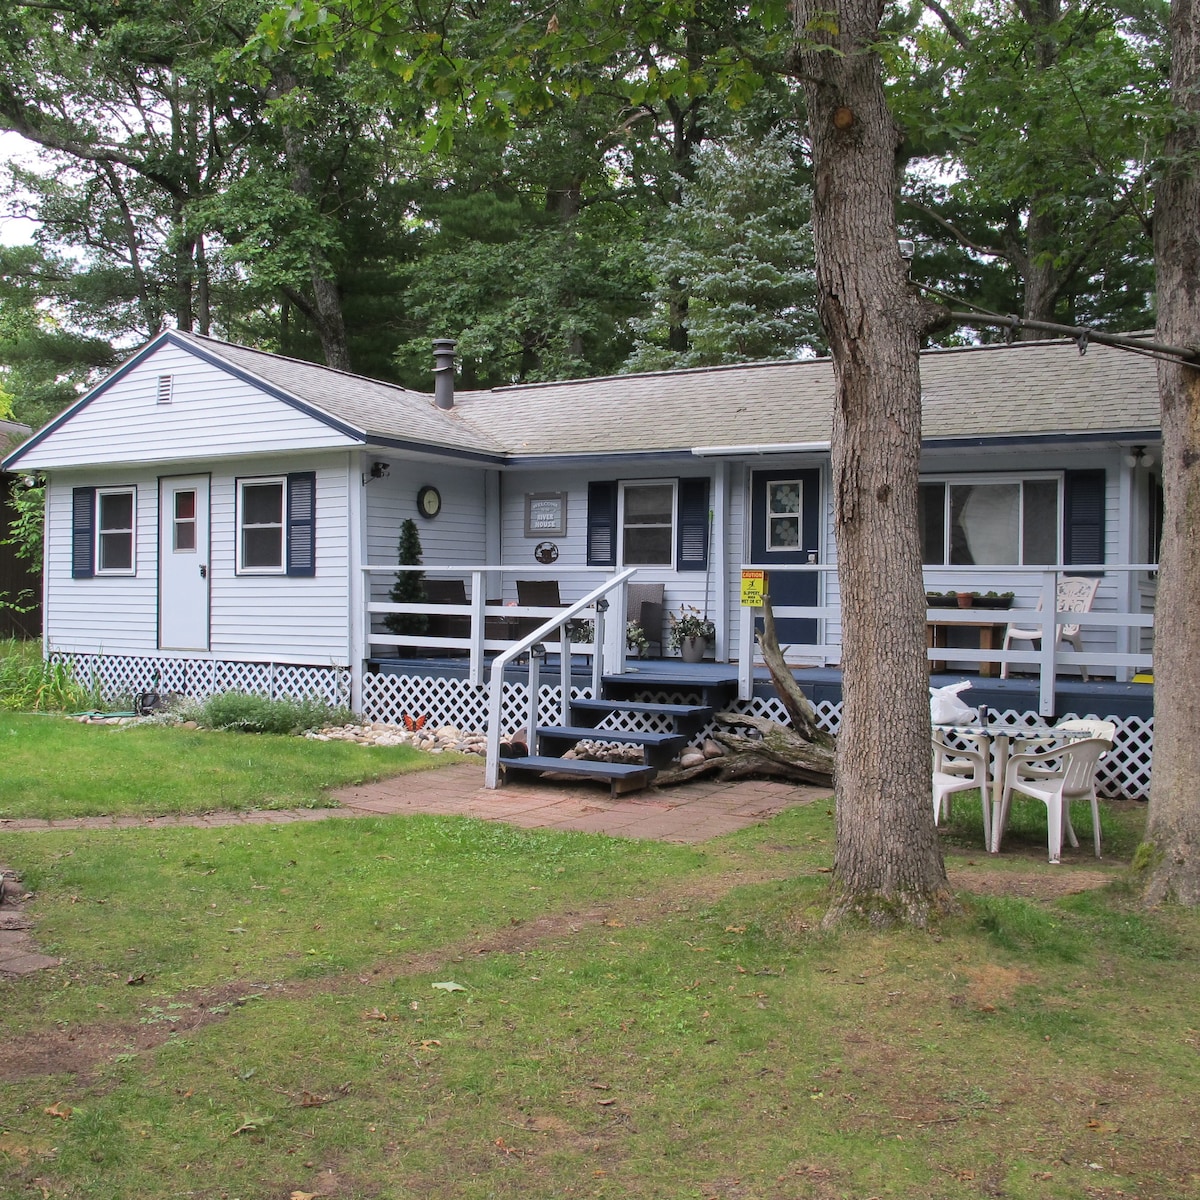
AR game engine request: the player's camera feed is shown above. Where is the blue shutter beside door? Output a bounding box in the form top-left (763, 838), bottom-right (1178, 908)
top-left (676, 478), bottom-right (710, 571)
top-left (587, 481), bottom-right (618, 566)
top-left (286, 472), bottom-right (316, 576)
top-left (1063, 469), bottom-right (1106, 568)
top-left (72, 487), bottom-right (95, 578)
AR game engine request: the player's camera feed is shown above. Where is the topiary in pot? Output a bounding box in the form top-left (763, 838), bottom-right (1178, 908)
top-left (385, 518), bottom-right (429, 636)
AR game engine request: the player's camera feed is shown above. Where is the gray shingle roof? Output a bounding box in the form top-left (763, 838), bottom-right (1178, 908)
top-left (449, 339), bottom-right (1161, 457)
top-left (181, 331), bottom-right (1161, 461)
top-left (176, 332), bottom-right (507, 457)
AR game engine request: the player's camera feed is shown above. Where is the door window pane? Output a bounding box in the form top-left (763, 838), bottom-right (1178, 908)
top-left (767, 480), bottom-right (802, 550)
top-left (173, 490), bottom-right (196, 552)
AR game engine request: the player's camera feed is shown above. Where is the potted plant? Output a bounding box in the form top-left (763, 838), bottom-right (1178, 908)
top-left (568, 619), bottom-right (651, 658)
top-left (668, 605), bottom-right (716, 663)
top-left (981, 590), bottom-right (1015, 609)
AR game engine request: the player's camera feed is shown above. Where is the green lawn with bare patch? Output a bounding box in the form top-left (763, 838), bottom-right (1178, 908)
top-left (3, 784), bottom-right (1196, 1200)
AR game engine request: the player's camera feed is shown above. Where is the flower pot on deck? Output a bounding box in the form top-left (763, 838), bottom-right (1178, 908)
top-left (679, 636), bottom-right (708, 663)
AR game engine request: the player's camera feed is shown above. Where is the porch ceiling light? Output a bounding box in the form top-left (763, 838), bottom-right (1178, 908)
top-left (1124, 446), bottom-right (1154, 468)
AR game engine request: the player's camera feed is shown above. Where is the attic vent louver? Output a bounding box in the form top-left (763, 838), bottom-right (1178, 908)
top-left (157, 375), bottom-right (173, 405)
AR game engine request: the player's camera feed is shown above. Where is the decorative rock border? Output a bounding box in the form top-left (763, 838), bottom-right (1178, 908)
top-left (305, 722), bottom-right (487, 756)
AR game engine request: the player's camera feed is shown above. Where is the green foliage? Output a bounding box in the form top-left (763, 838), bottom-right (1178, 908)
top-left (0, 641), bottom-right (100, 711)
top-left (196, 690), bottom-right (351, 734)
top-left (0, 250), bottom-right (115, 429)
top-left (892, 0), bottom-right (1167, 333)
top-left (384, 518), bottom-right (428, 636)
top-left (627, 127), bottom-right (822, 370)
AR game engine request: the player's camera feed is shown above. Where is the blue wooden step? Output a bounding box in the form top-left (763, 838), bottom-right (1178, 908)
top-left (600, 672), bottom-right (738, 709)
top-left (536, 725), bottom-right (687, 769)
top-left (500, 755), bottom-right (657, 796)
top-left (569, 698), bottom-right (713, 736)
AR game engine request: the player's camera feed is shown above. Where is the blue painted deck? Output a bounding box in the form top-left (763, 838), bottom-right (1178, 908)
top-left (367, 656), bottom-right (1153, 721)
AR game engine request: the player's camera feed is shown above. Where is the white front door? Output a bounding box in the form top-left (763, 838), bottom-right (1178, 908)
top-left (159, 475), bottom-right (210, 650)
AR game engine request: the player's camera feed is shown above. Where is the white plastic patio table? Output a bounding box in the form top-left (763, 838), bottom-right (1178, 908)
top-left (937, 723), bottom-right (1082, 854)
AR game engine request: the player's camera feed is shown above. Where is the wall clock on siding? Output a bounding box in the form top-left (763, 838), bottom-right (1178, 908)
top-left (417, 485), bottom-right (442, 519)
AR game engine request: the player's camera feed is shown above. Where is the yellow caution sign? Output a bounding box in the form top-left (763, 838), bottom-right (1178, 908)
top-left (741, 569), bottom-right (766, 607)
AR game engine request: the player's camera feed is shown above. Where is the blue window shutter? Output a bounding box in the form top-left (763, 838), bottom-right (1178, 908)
top-left (676, 478), bottom-right (710, 571)
top-left (1063, 470), bottom-right (1106, 568)
top-left (587, 481), bottom-right (617, 566)
top-left (286, 472), bottom-right (316, 576)
top-left (72, 487), bottom-right (95, 578)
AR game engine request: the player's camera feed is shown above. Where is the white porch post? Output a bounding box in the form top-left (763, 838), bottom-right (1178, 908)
top-left (348, 452), bottom-right (368, 715)
top-left (1037, 570), bottom-right (1058, 716)
top-left (1116, 459), bottom-right (1138, 682)
top-left (712, 460), bottom-right (728, 660)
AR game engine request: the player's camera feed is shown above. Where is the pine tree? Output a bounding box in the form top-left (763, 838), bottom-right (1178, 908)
top-left (384, 519), bottom-right (428, 636)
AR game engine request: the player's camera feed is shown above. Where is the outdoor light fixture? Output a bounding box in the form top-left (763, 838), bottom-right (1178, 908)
top-left (898, 239), bottom-right (915, 260)
top-left (1124, 446), bottom-right (1155, 468)
top-left (362, 461), bottom-right (391, 485)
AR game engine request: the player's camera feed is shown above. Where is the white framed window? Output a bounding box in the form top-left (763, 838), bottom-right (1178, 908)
top-left (920, 475), bottom-right (1061, 565)
top-left (619, 480), bottom-right (676, 566)
top-left (237, 477), bottom-right (286, 573)
top-left (96, 488), bottom-right (136, 574)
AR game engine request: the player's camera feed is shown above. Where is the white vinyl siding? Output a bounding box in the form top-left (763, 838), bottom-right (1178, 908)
top-left (46, 472), bottom-right (160, 655)
top-left (498, 467), bottom-right (714, 616)
top-left (363, 463), bottom-right (488, 609)
top-left (23, 342), bottom-right (356, 470)
top-left (45, 453), bottom-right (353, 665)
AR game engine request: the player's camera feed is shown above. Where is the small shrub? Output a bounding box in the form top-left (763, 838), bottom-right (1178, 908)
top-left (197, 691), bottom-right (353, 735)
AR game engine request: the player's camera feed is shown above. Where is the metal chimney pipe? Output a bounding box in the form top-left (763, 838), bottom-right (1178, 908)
top-left (433, 338), bottom-right (456, 410)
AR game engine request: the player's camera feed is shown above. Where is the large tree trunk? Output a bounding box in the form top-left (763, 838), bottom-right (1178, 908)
top-left (1141, 0), bottom-right (1200, 906)
top-left (793, 0), bottom-right (953, 927)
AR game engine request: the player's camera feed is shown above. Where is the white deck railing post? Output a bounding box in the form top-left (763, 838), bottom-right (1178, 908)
top-left (1038, 570), bottom-right (1059, 716)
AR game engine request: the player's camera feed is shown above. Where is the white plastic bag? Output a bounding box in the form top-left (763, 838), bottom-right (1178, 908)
top-left (930, 680), bottom-right (977, 726)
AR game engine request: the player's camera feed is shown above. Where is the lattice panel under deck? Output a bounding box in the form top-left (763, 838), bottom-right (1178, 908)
top-left (361, 673), bottom-right (595, 738)
top-left (51, 654), bottom-right (349, 707)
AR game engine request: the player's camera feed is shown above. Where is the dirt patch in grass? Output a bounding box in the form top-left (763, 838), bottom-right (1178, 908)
top-left (0, 858), bottom-right (1122, 1085)
top-left (948, 864), bottom-right (1119, 900)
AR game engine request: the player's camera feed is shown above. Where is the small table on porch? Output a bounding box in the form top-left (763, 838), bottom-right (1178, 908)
top-left (926, 619), bottom-right (1008, 677)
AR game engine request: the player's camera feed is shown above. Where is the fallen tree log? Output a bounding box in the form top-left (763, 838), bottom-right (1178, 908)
top-left (652, 596), bottom-right (836, 789)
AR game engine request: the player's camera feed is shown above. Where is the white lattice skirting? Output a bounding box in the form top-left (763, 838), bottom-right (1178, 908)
top-left (52, 655), bottom-right (1152, 801)
top-left (54, 653), bottom-right (352, 708)
top-left (363, 673), bottom-right (1153, 802)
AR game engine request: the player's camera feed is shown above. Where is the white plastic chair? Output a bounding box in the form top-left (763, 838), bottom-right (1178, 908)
top-left (997, 735), bottom-right (1112, 862)
top-left (932, 731), bottom-right (991, 849)
top-left (1000, 576), bottom-right (1100, 680)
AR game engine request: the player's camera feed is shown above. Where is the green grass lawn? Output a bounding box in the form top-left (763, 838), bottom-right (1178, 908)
top-left (2, 723), bottom-right (1197, 1200)
top-left (0, 712), bottom-right (446, 820)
